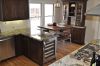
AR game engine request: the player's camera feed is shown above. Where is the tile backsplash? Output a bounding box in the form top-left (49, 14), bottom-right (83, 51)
top-left (0, 20), bottom-right (30, 36)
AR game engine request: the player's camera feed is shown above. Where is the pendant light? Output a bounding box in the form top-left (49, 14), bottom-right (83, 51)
top-left (55, 0), bottom-right (60, 8)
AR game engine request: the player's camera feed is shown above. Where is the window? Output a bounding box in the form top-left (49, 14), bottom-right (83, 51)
top-left (45, 4), bottom-right (54, 26)
top-left (29, 3), bottom-right (54, 35)
top-left (29, 4), bottom-right (41, 35)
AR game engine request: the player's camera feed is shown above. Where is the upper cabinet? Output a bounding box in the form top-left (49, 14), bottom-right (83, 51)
top-left (69, 1), bottom-right (76, 16)
top-left (75, 0), bottom-right (87, 26)
top-left (63, 0), bottom-right (87, 27)
top-left (0, 0), bottom-right (29, 21)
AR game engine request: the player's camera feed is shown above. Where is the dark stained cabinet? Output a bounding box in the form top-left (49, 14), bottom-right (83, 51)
top-left (13, 34), bottom-right (25, 56)
top-left (13, 34), bottom-right (30, 56)
top-left (75, 0), bottom-right (87, 26)
top-left (13, 34), bottom-right (56, 66)
top-left (71, 26), bottom-right (86, 44)
top-left (0, 0), bottom-right (29, 21)
top-left (62, 0), bottom-right (87, 44)
top-left (15, 0), bottom-right (29, 20)
top-left (62, 0), bottom-right (87, 26)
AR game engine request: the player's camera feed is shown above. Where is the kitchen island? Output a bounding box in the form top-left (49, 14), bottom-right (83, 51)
top-left (14, 32), bottom-right (57, 66)
top-left (49, 40), bottom-right (100, 66)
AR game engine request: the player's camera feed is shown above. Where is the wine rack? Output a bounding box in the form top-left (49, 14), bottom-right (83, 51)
top-left (43, 39), bottom-right (56, 63)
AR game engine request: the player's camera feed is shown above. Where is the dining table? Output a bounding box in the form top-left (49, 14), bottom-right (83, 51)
top-left (38, 25), bottom-right (72, 32)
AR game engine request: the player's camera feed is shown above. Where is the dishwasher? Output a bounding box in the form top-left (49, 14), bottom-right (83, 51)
top-left (0, 37), bottom-right (15, 61)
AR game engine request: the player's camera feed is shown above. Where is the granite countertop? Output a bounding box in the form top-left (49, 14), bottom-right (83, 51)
top-left (31, 32), bottom-right (56, 41)
top-left (49, 40), bottom-right (100, 66)
top-left (31, 34), bottom-right (48, 41)
top-left (49, 47), bottom-right (90, 66)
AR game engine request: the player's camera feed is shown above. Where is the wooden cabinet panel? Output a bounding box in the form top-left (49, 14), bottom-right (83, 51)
top-left (13, 35), bottom-right (44, 65)
top-left (13, 35), bottom-right (24, 56)
top-left (13, 34), bottom-right (56, 66)
top-left (2, 0), bottom-right (17, 20)
top-left (28, 38), bottom-right (43, 65)
top-left (15, 0), bottom-right (29, 20)
top-left (71, 26), bottom-right (86, 44)
top-left (0, 0), bottom-right (29, 21)
top-left (22, 36), bottom-right (30, 57)
top-left (14, 35), bottom-right (30, 56)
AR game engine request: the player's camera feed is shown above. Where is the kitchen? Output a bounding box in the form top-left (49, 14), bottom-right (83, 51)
top-left (0, 0), bottom-right (100, 66)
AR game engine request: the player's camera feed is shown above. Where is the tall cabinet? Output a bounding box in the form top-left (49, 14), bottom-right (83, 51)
top-left (62, 0), bottom-right (87, 44)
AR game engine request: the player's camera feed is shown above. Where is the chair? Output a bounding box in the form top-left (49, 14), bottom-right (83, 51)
top-left (58, 28), bottom-right (71, 43)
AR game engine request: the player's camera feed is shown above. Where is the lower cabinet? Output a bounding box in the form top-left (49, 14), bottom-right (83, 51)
top-left (28, 38), bottom-right (44, 65)
top-left (13, 34), bottom-right (56, 66)
top-left (13, 34), bottom-right (24, 56)
top-left (71, 26), bottom-right (86, 44)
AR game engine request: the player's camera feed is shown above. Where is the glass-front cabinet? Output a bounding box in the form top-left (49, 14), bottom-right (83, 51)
top-left (62, 0), bottom-right (88, 27)
top-left (62, 0), bottom-right (88, 44)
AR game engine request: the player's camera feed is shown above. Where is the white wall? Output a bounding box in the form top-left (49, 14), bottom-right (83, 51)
top-left (85, 16), bottom-right (99, 43)
top-left (85, 0), bottom-right (100, 43)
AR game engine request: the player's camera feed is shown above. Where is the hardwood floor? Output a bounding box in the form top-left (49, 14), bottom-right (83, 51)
top-left (0, 42), bottom-right (82, 66)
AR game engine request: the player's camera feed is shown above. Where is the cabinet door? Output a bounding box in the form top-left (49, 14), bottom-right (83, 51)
top-left (14, 35), bottom-right (24, 56)
top-left (2, 0), bottom-right (17, 21)
top-left (71, 27), bottom-right (86, 44)
top-left (15, 0), bottom-right (29, 20)
top-left (22, 36), bottom-right (30, 57)
top-left (0, 0), bottom-right (29, 21)
top-left (28, 38), bottom-right (43, 65)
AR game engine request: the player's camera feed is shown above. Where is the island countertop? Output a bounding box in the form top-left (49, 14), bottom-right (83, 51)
top-left (49, 40), bottom-right (100, 66)
top-left (30, 31), bottom-right (57, 42)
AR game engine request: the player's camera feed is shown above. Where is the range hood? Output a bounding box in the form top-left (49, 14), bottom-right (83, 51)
top-left (86, 4), bottom-right (100, 16)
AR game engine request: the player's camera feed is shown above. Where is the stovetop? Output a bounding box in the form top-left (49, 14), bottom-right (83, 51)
top-left (71, 44), bottom-right (100, 61)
